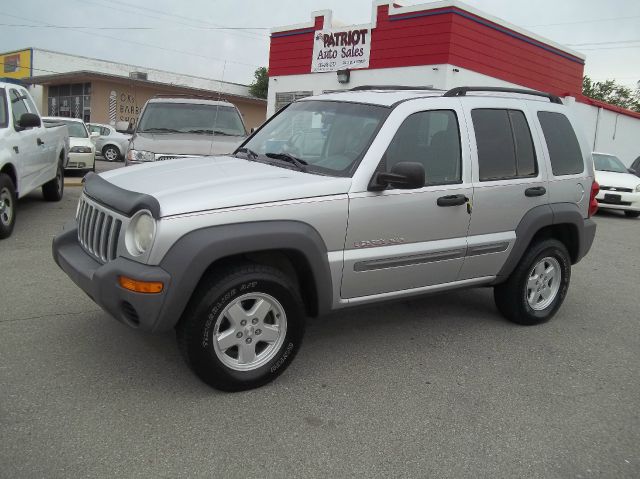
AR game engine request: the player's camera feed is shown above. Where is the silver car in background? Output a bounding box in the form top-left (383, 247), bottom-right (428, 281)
top-left (87, 123), bottom-right (131, 162)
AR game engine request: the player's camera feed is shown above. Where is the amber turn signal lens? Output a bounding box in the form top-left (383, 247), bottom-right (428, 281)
top-left (118, 276), bottom-right (164, 294)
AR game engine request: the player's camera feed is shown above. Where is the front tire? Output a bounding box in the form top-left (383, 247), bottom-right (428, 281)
top-left (42, 162), bottom-right (64, 202)
top-left (624, 210), bottom-right (640, 218)
top-left (0, 173), bottom-right (17, 239)
top-left (494, 239), bottom-right (571, 325)
top-left (176, 263), bottom-right (305, 391)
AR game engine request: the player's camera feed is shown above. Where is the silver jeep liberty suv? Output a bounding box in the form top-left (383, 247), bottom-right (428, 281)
top-left (53, 86), bottom-right (598, 391)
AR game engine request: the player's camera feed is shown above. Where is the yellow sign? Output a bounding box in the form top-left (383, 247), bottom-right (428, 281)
top-left (1, 49), bottom-right (32, 79)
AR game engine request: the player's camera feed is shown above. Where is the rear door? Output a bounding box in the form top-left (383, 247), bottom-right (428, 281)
top-left (342, 99), bottom-right (473, 299)
top-left (459, 98), bottom-right (549, 280)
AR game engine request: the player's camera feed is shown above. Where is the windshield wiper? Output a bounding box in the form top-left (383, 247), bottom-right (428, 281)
top-left (139, 127), bottom-right (181, 133)
top-left (265, 152), bottom-right (308, 171)
top-left (235, 147), bottom-right (259, 160)
top-left (186, 129), bottom-right (235, 136)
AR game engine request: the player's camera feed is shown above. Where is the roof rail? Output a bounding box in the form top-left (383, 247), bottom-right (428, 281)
top-left (151, 93), bottom-right (229, 101)
top-left (443, 86), bottom-right (563, 104)
top-left (350, 85), bottom-right (438, 91)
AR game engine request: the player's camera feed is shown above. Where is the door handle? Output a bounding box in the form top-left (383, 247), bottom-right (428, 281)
top-left (437, 194), bottom-right (468, 207)
top-left (37, 138), bottom-right (45, 146)
top-left (525, 186), bottom-right (546, 197)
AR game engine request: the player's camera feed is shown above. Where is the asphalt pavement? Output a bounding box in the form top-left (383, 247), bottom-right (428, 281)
top-left (1, 164), bottom-right (638, 478)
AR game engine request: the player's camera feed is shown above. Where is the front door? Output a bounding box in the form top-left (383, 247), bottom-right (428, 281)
top-left (341, 102), bottom-right (472, 299)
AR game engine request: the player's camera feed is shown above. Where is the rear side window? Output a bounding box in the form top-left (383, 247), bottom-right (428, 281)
top-left (472, 109), bottom-right (537, 181)
top-left (537, 111), bottom-right (584, 176)
top-left (384, 110), bottom-right (461, 185)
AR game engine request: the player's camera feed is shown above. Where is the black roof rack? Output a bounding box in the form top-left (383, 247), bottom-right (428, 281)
top-left (443, 86), bottom-right (563, 104)
top-left (151, 93), bottom-right (229, 101)
top-left (350, 85), bottom-right (438, 91)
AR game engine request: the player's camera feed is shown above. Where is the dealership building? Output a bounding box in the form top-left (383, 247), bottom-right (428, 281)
top-left (0, 48), bottom-right (267, 130)
top-left (268, 0), bottom-right (640, 165)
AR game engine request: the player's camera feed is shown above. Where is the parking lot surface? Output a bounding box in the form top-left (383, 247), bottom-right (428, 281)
top-left (1, 169), bottom-right (638, 478)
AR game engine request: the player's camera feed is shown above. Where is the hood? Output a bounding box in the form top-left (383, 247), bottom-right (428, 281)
top-left (99, 156), bottom-right (352, 217)
top-left (70, 137), bottom-right (94, 149)
top-left (132, 132), bottom-right (244, 156)
top-left (595, 170), bottom-right (640, 190)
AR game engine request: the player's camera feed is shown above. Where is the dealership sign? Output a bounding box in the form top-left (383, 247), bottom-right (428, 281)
top-left (311, 28), bottom-right (371, 73)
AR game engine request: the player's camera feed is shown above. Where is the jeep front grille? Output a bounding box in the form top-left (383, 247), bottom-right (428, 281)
top-left (76, 195), bottom-right (122, 263)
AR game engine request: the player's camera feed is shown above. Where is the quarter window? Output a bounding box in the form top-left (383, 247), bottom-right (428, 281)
top-left (537, 111), bottom-right (583, 176)
top-left (383, 110), bottom-right (462, 185)
top-left (472, 109), bottom-right (537, 181)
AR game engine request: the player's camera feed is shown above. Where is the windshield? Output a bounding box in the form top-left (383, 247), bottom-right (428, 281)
top-left (593, 153), bottom-right (627, 173)
top-left (53, 120), bottom-right (88, 138)
top-left (137, 103), bottom-right (246, 136)
top-left (240, 100), bottom-right (389, 176)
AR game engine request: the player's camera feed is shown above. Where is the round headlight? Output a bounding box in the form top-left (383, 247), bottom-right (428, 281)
top-left (126, 211), bottom-right (156, 256)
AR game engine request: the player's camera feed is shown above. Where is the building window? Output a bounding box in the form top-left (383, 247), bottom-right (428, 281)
top-left (47, 82), bottom-right (91, 121)
top-left (275, 91), bottom-right (313, 112)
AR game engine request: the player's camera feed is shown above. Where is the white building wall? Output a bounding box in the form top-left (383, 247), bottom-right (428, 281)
top-left (32, 49), bottom-right (250, 97)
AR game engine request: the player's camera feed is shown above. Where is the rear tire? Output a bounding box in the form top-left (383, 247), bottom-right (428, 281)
top-left (0, 173), bottom-right (17, 239)
top-left (176, 263), bottom-right (305, 391)
top-left (494, 239), bottom-right (571, 325)
top-left (102, 145), bottom-right (120, 162)
top-left (42, 162), bottom-right (64, 202)
top-left (624, 211), bottom-right (640, 218)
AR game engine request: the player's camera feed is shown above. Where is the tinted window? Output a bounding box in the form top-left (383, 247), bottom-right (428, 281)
top-left (537, 111), bottom-right (583, 176)
top-left (472, 109), bottom-right (537, 181)
top-left (384, 110), bottom-right (461, 185)
top-left (0, 89), bottom-right (7, 128)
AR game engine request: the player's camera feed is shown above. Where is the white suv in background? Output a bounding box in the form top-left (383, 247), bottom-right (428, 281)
top-left (593, 152), bottom-right (640, 218)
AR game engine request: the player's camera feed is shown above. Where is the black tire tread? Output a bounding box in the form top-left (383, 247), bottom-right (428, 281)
top-left (0, 173), bottom-right (17, 239)
top-left (494, 238), bottom-right (570, 326)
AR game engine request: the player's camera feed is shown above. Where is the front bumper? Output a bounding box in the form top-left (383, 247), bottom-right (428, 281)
top-left (66, 152), bottom-right (95, 170)
top-left (596, 190), bottom-right (640, 212)
top-left (52, 224), bottom-right (171, 331)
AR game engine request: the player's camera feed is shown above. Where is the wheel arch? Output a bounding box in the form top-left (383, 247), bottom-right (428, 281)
top-left (496, 203), bottom-right (595, 281)
top-left (155, 221), bottom-right (332, 332)
top-left (0, 162), bottom-right (18, 193)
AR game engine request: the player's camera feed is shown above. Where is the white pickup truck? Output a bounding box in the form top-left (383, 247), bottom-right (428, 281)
top-left (0, 82), bottom-right (69, 239)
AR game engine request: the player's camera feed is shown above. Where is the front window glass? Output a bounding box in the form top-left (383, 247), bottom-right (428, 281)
top-left (137, 103), bottom-right (246, 136)
top-left (0, 89), bottom-right (7, 128)
top-left (9, 89), bottom-right (29, 123)
top-left (241, 100), bottom-right (389, 176)
top-left (593, 154), bottom-right (628, 173)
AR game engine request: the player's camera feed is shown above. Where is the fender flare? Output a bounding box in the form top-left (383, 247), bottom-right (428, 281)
top-left (496, 203), bottom-right (594, 279)
top-left (153, 220), bottom-right (333, 332)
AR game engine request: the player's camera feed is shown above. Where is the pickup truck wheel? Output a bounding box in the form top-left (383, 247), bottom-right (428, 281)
top-left (42, 162), bottom-right (64, 202)
top-left (176, 263), bottom-right (305, 391)
top-left (0, 174), bottom-right (17, 239)
top-left (494, 239), bottom-right (571, 326)
top-left (102, 145), bottom-right (119, 162)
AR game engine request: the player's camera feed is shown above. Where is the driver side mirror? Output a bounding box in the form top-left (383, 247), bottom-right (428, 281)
top-left (368, 162), bottom-right (425, 191)
top-left (17, 112), bottom-right (41, 130)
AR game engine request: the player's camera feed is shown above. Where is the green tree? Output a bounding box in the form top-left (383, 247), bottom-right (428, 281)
top-left (582, 75), bottom-right (640, 112)
top-left (249, 67), bottom-right (268, 99)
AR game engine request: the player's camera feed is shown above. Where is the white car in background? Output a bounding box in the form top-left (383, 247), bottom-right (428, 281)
top-left (593, 152), bottom-right (640, 218)
top-left (43, 117), bottom-right (96, 173)
top-left (87, 123), bottom-right (131, 162)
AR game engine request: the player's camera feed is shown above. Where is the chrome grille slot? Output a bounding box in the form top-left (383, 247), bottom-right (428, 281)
top-left (76, 195), bottom-right (125, 263)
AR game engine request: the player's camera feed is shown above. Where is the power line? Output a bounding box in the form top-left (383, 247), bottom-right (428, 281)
top-left (1, 12), bottom-right (264, 71)
top-left (579, 45), bottom-right (640, 51)
top-left (525, 14), bottom-right (640, 28)
top-left (0, 23), bottom-right (270, 31)
top-left (82, 0), bottom-right (268, 40)
top-left (567, 39), bottom-right (640, 46)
